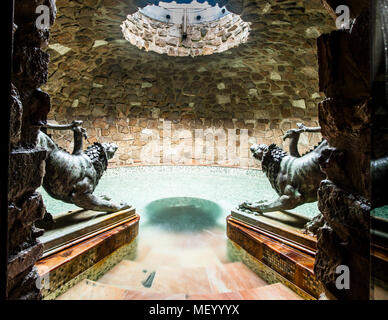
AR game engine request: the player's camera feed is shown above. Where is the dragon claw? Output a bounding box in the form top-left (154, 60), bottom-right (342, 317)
top-left (238, 201), bottom-right (264, 215)
top-left (239, 201), bottom-right (251, 208)
top-left (119, 201), bottom-right (131, 210)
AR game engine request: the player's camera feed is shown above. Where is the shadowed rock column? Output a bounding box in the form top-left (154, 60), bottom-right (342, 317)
top-left (7, 0), bottom-right (56, 300)
top-left (314, 1), bottom-right (371, 300)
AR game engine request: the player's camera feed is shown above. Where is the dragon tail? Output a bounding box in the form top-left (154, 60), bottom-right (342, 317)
top-left (301, 137), bottom-right (325, 157)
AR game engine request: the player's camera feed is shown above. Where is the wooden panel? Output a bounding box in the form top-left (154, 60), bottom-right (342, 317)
top-left (35, 216), bottom-right (139, 297)
top-left (231, 210), bottom-right (317, 253)
top-left (227, 216), bottom-right (323, 298)
top-left (39, 208), bottom-right (136, 257)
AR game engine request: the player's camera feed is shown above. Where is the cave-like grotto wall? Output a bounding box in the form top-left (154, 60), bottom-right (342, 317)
top-left (370, 0), bottom-right (388, 297)
top-left (314, 0), bottom-right (371, 300)
top-left (43, 0), bottom-right (334, 167)
top-left (7, 0), bottom-right (56, 299)
top-left (8, 0), bottom-right (373, 301)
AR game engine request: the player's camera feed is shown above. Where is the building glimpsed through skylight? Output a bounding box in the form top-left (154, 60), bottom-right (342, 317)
top-left (121, 0), bottom-right (250, 57)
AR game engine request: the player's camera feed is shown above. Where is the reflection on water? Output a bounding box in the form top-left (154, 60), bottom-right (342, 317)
top-left (39, 166), bottom-right (320, 220)
top-left (39, 166), bottom-right (321, 268)
top-left (144, 197), bottom-right (223, 232)
top-left (39, 166), bottom-right (318, 266)
top-left (131, 224), bottom-right (231, 266)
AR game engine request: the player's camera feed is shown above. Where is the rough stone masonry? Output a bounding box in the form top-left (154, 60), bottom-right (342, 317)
top-left (43, 0), bottom-right (335, 167)
top-left (8, 0), bottom-right (56, 299)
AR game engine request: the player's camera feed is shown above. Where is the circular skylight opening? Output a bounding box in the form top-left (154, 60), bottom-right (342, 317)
top-left (121, 0), bottom-right (250, 57)
top-left (139, 1), bottom-right (229, 24)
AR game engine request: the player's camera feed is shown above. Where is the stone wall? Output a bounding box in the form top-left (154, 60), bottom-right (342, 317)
top-left (5, 0), bottom-right (375, 301)
top-left (121, 10), bottom-right (250, 57)
top-left (371, 0), bottom-right (388, 297)
top-left (8, 0), bottom-right (56, 299)
top-left (47, 117), bottom-right (321, 167)
top-left (314, 0), bottom-right (371, 300)
top-left (43, 0), bottom-right (334, 167)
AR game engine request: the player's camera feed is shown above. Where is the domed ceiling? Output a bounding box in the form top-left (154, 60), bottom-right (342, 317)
top-left (44, 0), bottom-right (335, 122)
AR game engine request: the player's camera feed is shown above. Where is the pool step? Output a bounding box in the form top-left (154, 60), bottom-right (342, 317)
top-left (98, 260), bottom-right (215, 294)
top-left (56, 279), bottom-right (185, 300)
top-left (207, 262), bottom-right (268, 292)
top-left (138, 228), bottom-right (228, 263)
top-left (97, 260), bottom-right (266, 295)
top-left (97, 260), bottom-right (158, 291)
top-left (57, 280), bottom-right (301, 300)
top-left (138, 247), bottom-right (223, 267)
top-left (187, 283), bottom-right (303, 300)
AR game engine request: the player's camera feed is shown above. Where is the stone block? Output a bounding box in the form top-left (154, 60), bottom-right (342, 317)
top-left (12, 47), bottom-right (49, 90)
top-left (8, 241), bottom-right (44, 280)
top-left (28, 89), bottom-right (51, 126)
top-left (14, 0), bottom-right (56, 47)
top-left (10, 84), bottom-right (23, 147)
top-left (93, 118), bottom-right (109, 129)
top-left (7, 266), bottom-right (42, 300)
top-left (317, 11), bottom-right (369, 100)
top-left (8, 193), bottom-right (45, 234)
top-left (316, 180), bottom-right (370, 300)
top-left (8, 148), bottom-right (46, 201)
top-left (318, 98), bottom-right (371, 195)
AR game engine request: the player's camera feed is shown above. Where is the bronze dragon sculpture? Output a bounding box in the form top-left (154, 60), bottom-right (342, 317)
top-left (239, 123), bottom-right (327, 222)
top-left (38, 120), bottom-right (131, 213)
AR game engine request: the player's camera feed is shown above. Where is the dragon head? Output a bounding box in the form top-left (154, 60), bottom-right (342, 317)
top-left (250, 144), bottom-right (268, 161)
top-left (102, 143), bottom-right (118, 160)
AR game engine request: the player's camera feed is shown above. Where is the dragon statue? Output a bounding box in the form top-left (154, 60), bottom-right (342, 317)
top-left (239, 123), bottom-right (328, 231)
top-left (38, 120), bottom-right (131, 213)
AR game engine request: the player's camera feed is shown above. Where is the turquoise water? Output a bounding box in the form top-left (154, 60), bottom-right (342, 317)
top-left (372, 206), bottom-right (388, 219)
top-left (38, 165), bottom-right (320, 224)
top-left (144, 197), bottom-right (224, 232)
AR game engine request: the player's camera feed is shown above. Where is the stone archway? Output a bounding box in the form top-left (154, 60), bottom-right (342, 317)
top-left (6, 0), bottom-right (376, 300)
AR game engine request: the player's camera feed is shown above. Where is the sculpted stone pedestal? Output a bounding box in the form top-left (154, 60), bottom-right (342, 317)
top-left (38, 207), bottom-right (136, 258)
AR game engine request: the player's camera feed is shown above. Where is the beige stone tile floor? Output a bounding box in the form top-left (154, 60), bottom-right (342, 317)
top-left (57, 224), bottom-right (302, 300)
